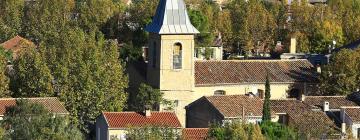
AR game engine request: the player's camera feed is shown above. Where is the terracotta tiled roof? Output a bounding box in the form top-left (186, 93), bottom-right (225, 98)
top-left (203, 95), bottom-right (274, 118)
top-left (0, 35), bottom-right (35, 59)
top-left (270, 99), bottom-right (337, 133)
top-left (194, 60), bottom-right (318, 86)
top-left (182, 128), bottom-right (209, 140)
top-left (343, 107), bottom-right (360, 123)
top-left (0, 97), bottom-right (69, 115)
top-left (303, 96), bottom-right (358, 110)
top-left (270, 99), bottom-right (312, 114)
top-left (102, 112), bottom-right (181, 128)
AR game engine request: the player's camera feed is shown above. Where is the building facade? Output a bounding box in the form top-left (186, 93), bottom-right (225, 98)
top-left (142, 0), bottom-right (319, 126)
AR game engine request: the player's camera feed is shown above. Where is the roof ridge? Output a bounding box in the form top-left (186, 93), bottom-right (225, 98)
top-left (195, 59), bottom-right (309, 62)
top-left (0, 97), bottom-right (58, 100)
top-left (341, 106), bottom-right (360, 109)
top-left (305, 96), bottom-right (346, 98)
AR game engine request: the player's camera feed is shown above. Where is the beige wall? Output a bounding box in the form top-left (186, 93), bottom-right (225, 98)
top-left (108, 129), bottom-right (127, 140)
top-left (147, 34), bottom-right (195, 91)
top-left (161, 83), bottom-right (306, 127)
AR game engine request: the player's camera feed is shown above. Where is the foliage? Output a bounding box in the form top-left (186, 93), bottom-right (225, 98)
top-left (9, 29), bottom-right (129, 135)
top-left (208, 121), bottom-right (264, 140)
top-left (2, 99), bottom-right (83, 140)
top-left (128, 83), bottom-right (167, 112)
top-left (262, 74), bottom-right (271, 121)
top-left (320, 49), bottom-right (360, 95)
top-left (0, 47), bottom-right (10, 97)
top-left (0, 0), bottom-right (24, 42)
top-left (260, 121), bottom-right (298, 140)
top-left (127, 126), bottom-right (180, 140)
top-left (11, 46), bottom-right (54, 97)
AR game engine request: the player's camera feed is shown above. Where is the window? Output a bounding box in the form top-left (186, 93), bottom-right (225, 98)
top-left (173, 43), bottom-right (182, 69)
top-left (152, 42), bottom-right (156, 67)
top-left (258, 89), bottom-right (264, 99)
top-left (214, 90), bottom-right (226, 95)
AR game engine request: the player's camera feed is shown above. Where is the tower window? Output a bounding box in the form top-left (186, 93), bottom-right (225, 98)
top-left (152, 42), bottom-right (156, 68)
top-left (173, 43), bottom-right (182, 69)
top-left (214, 90), bottom-right (226, 95)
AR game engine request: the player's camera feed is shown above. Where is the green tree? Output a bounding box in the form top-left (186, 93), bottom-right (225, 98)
top-left (22, 0), bottom-right (74, 44)
top-left (208, 121), bottom-right (264, 140)
top-left (320, 49), bottom-right (360, 95)
top-left (260, 121), bottom-right (298, 140)
top-left (2, 99), bottom-right (83, 140)
top-left (76, 0), bottom-right (124, 32)
top-left (0, 0), bottom-right (24, 42)
top-left (11, 46), bottom-right (54, 97)
top-left (0, 47), bottom-right (10, 97)
top-left (128, 83), bottom-right (165, 112)
top-left (262, 74), bottom-right (271, 121)
top-left (127, 126), bottom-right (180, 140)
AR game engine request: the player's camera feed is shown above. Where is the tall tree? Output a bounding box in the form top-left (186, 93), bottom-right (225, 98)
top-left (262, 74), bottom-right (271, 121)
top-left (320, 49), bottom-right (360, 95)
top-left (0, 48), bottom-right (10, 97)
top-left (0, 0), bottom-right (24, 42)
top-left (22, 0), bottom-right (74, 44)
top-left (2, 99), bottom-right (83, 140)
top-left (11, 46), bottom-right (54, 97)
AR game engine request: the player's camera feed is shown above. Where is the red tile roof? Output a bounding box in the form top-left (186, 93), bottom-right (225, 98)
top-left (201, 95), bottom-right (274, 118)
top-left (102, 112), bottom-right (181, 128)
top-left (303, 96), bottom-right (357, 110)
top-left (0, 97), bottom-right (69, 115)
top-left (0, 35), bottom-right (35, 58)
top-left (182, 128), bottom-right (209, 140)
top-left (194, 60), bottom-right (318, 86)
top-left (270, 99), bottom-right (337, 133)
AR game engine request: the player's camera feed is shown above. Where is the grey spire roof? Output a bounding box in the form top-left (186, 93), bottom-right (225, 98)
top-left (145, 0), bottom-right (199, 34)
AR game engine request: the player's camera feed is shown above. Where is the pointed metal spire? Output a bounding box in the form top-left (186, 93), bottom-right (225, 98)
top-left (145, 0), bottom-right (200, 34)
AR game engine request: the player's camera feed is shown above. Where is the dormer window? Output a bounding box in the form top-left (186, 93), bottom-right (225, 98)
top-left (173, 43), bottom-right (182, 69)
top-left (214, 90), bottom-right (226, 95)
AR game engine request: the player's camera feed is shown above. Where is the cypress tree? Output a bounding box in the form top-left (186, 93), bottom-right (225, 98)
top-left (262, 74), bottom-right (271, 121)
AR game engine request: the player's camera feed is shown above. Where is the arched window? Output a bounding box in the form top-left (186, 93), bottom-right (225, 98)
top-left (214, 90), bottom-right (226, 95)
top-left (173, 43), bottom-right (182, 69)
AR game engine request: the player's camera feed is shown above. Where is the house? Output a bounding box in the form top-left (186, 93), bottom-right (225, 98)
top-left (182, 128), bottom-right (209, 140)
top-left (185, 95), bottom-right (277, 128)
top-left (340, 107), bottom-right (360, 139)
top-left (302, 96), bottom-right (358, 111)
top-left (0, 35), bottom-right (35, 59)
top-left (130, 0), bottom-right (320, 126)
top-left (270, 99), bottom-right (339, 138)
top-left (194, 34), bottom-right (223, 60)
top-left (96, 111), bottom-right (181, 140)
top-left (0, 97), bottom-right (69, 119)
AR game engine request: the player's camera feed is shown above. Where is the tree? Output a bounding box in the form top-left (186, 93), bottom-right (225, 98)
top-left (208, 121), bottom-right (264, 140)
top-left (0, 47), bottom-right (10, 97)
top-left (2, 99), bottom-right (83, 140)
top-left (0, 0), bottom-right (24, 42)
top-left (76, 0), bottom-right (124, 32)
top-left (11, 46), bottom-right (54, 97)
top-left (260, 121), bottom-right (298, 140)
top-left (128, 83), bottom-right (165, 112)
top-left (22, 0), bottom-right (74, 44)
top-left (10, 29), bottom-right (129, 135)
top-left (262, 74), bottom-right (271, 121)
top-left (127, 126), bottom-right (180, 140)
top-left (320, 49), bottom-right (360, 95)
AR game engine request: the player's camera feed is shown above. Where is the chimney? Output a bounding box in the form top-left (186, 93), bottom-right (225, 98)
top-left (316, 64), bottom-right (321, 73)
top-left (341, 123), bottom-right (346, 134)
top-left (323, 101), bottom-right (330, 112)
top-left (290, 38), bottom-right (296, 54)
top-left (144, 105), bottom-right (151, 117)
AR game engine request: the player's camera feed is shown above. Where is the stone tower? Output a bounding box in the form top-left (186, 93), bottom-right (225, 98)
top-left (145, 0), bottom-right (199, 126)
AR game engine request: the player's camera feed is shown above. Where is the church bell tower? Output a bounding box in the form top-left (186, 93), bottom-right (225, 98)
top-left (145, 0), bottom-right (199, 92)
